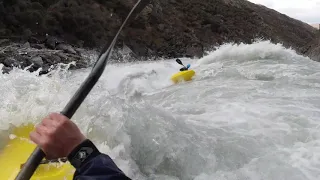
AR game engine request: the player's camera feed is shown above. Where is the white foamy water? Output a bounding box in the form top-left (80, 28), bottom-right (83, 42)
top-left (1, 40), bottom-right (320, 180)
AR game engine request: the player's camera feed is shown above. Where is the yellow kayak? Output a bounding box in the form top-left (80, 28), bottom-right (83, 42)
top-left (170, 70), bottom-right (196, 83)
top-left (0, 124), bottom-right (75, 180)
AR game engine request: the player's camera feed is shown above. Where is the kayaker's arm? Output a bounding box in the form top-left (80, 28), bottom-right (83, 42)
top-left (67, 139), bottom-right (131, 180)
top-left (30, 113), bottom-right (131, 180)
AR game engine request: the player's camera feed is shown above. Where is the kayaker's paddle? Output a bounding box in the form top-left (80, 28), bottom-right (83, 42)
top-left (176, 58), bottom-right (186, 67)
top-left (176, 58), bottom-right (191, 71)
top-left (15, 0), bottom-right (151, 179)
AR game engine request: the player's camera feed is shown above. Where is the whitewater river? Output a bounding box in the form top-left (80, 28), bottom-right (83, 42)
top-left (1, 41), bottom-right (320, 180)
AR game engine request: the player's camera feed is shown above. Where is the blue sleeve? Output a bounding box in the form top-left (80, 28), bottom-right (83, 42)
top-left (67, 139), bottom-right (131, 180)
top-left (73, 154), bottom-right (131, 180)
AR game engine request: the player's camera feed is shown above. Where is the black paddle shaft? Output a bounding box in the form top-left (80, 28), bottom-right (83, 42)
top-left (176, 58), bottom-right (186, 67)
top-left (15, 0), bottom-right (151, 179)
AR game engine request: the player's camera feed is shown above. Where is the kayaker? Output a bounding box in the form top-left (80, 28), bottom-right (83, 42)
top-left (29, 112), bottom-right (131, 180)
top-left (179, 64), bottom-right (190, 71)
top-left (176, 58), bottom-right (191, 71)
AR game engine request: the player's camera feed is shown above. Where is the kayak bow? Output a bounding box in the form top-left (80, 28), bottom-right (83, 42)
top-left (170, 70), bottom-right (196, 83)
top-left (0, 124), bottom-right (74, 179)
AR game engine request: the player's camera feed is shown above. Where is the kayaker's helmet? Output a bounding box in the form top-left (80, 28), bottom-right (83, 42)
top-left (186, 64), bottom-right (191, 69)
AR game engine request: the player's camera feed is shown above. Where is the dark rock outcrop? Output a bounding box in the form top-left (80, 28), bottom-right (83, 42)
top-left (0, 0), bottom-right (318, 60)
top-left (0, 41), bottom-right (89, 74)
top-left (304, 31), bottom-right (320, 62)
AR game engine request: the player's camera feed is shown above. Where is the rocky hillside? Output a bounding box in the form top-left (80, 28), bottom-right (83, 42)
top-left (0, 0), bottom-right (318, 73)
top-left (304, 31), bottom-right (320, 62)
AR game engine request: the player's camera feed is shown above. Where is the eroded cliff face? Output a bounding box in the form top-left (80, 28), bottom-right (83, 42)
top-left (0, 0), bottom-right (318, 73)
top-left (304, 31), bottom-right (320, 62)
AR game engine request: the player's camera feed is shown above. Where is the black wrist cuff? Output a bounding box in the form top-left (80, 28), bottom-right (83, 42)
top-left (67, 139), bottom-right (101, 169)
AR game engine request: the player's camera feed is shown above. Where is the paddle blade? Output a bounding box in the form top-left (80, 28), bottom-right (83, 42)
top-left (176, 59), bottom-right (184, 66)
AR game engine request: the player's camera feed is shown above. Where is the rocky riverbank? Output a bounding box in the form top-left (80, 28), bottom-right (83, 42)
top-left (0, 37), bottom-right (90, 74)
top-left (303, 31), bottom-right (320, 62)
top-left (0, 0), bottom-right (319, 74)
top-left (0, 35), bottom-right (136, 74)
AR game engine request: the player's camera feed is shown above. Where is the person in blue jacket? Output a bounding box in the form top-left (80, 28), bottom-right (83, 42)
top-left (176, 58), bottom-right (191, 71)
top-left (30, 112), bottom-right (131, 180)
top-left (179, 64), bottom-right (190, 71)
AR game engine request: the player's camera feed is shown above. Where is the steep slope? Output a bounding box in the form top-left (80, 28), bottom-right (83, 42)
top-left (0, 0), bottom-right (317, 59)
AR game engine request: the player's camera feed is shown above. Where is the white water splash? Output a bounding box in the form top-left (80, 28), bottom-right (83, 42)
top-left (1, 40), bottom-right (320, 180)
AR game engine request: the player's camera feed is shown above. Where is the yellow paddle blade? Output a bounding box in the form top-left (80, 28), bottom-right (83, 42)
top-left (0, 124), bottom-right (74, 180)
